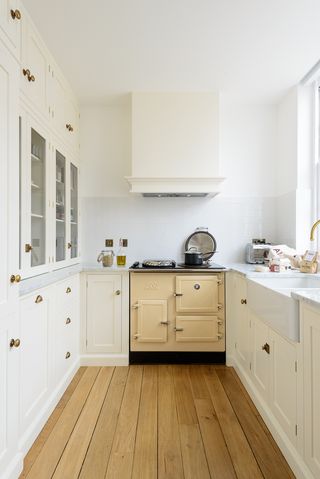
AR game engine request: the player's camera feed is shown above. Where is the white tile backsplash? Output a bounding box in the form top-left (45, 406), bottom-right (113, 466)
top-left (81, 196), bottom-right (277, 266)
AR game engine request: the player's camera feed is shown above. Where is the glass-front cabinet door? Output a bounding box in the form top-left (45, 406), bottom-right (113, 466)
top-left (20, 110), bottom-right (51, 277)
top-left (55, 150), bottom-right (66, 262)
top-left (70, 162), bottom-right (79, 260)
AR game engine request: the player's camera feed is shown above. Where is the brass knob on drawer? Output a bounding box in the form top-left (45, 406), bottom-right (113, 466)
top-left (29, 75), bottom-right (35, 82)
top-left (10, 338), bottom-right (20, 348)
top-left (10, 9), bottom-right (21, 20)
top-left (10, 274), bottom-right (21, 283)
top-left (66, 124), bottom-right (73, 132)
top-left (262, 343), bottom-right (270, 354)
top-left (66, 287), bottom-right (72, 294)
top-left (115, 290), bottom-right (121, 295)
top-left (67, 242), bottom-right (72, 249)
top-left (66, 317), bottom-right (71, 324)
top-left (35, 295), bottom-right (43, 304)
top-left (241, 299), bottom-right (247, 304)
top-left (22, 68), bottom-right (30, 77)
top-left (65, 352), bottom-right (71, 359)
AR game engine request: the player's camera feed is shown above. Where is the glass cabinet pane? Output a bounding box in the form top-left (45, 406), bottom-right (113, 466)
top-left (31, 129), bottom-right (46, 267)
top-left (56, 151), bottom-right (66, 262)
top-left (70, 163), bottom-right (78, 259)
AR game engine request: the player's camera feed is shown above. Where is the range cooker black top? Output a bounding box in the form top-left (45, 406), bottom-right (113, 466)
top-left (130, 260), bottom-right (226, 270)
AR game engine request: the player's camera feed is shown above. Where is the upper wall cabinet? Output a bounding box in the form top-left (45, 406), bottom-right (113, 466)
top-left (20, 11), bottom-right (49, 119)
top-left (0, 0), bottom-right (21, 58)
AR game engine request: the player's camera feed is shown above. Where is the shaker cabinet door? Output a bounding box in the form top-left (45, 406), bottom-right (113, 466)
top-left (175, 275), bottom-right (219, 313)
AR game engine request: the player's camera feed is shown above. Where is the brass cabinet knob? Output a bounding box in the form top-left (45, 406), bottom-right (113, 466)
top-left (29, 75), bottom-right (35, 82)
top-left (25, 243), bottom-right (33, 253)
top-left (262, 343), bottom-right (270, 354)
top-left (35, 295), bottom-right (43, 304)
top-left (66, 317), bottom-right (71, 324)
top-left (10, 338), bottom-right (20, 348)
top-left (241, 299), bottom-right (247, 305)
top-left (65, 351), bottom-right (71, 359)
top-left (65, 124), bottom-right (74, 132)
top-left (22, 68), bottom-right (35, 82)
top-left (10, 9), bottom-right (21, 20)
top-left (10, 274), bottom-right (21, 283)
top-left (66, 287), bottom-right (72, 294)
top-left (67, 242), bottom-right (72, 249)
top-left (115, 290), bottom-right (121, 295)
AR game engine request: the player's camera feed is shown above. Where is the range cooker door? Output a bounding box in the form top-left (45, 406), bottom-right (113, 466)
top-left (175, 275), bottom-right (220, 313)
top-left (175, 315), bottom-right (222, 342)
top-left (134, 299), bottom-right (168, 342)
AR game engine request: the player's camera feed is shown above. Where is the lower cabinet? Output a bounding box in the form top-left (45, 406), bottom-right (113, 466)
top-left (19, 273), bottom-right (80, 449)
top-left (233, 273), bottom-right (251, 371)
top-left (19, 288), bottom-right (53, 436)
top-left (83, 272), bottom-right (129, 364)
top-left (301, 302), bottom-right (320, 479)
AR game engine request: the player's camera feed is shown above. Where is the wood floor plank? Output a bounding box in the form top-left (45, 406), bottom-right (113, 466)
top-left (158, 365), bottom-right (184, 479)
top-left (79, 367), bottom-right (129, 479)
top-left (53, 367), bottom-right (115, 479)
top-left (173, 365), bottom-right (198, 425)
top-left (132, 366), bottom-right (158, 479)
top-left (173, 365), bottom-right (210, 479)
top-left (216, 367), bottom-right (296, 479)
top-left (189, 365), bottom-right (237, 479)
top-left (25, 367), bottom-right (100, 479)
top-left (203, 366), bottom-right (263, 479)
top-left (105, 365), bottom-right (143, 479)
top-left (20, 367), bottom-right (86, 479)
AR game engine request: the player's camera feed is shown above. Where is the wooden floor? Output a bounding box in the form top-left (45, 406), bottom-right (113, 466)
top-left (20, 365), bottom-right (296, 479)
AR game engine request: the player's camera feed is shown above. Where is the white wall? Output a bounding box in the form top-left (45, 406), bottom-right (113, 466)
top-left (80, 96), bottom-right (279, 265)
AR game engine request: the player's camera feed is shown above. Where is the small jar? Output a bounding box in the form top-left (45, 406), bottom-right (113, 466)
top-left (97, 250), bottom-right (114, 267)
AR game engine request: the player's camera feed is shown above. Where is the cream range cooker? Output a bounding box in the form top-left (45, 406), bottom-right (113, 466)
top-left (129, 261), bottom-right (226, 364)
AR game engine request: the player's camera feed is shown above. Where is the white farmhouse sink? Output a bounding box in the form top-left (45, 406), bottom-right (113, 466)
top-left (247, 275), bottom-right (320, 342)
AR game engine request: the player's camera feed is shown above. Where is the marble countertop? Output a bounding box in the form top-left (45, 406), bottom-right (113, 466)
top-left (292, 290), bottom-right (320, 310)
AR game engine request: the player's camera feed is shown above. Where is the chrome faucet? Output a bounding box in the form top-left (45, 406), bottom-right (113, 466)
top-left (310, 219), bottom-right (320, 241)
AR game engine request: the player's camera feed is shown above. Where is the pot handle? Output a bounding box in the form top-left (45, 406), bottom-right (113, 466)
top-left (97, 252), bottom-right (103, 263)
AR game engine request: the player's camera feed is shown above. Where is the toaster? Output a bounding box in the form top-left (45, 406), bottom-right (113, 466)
top-left (246, 240), bottom-right (271, 264)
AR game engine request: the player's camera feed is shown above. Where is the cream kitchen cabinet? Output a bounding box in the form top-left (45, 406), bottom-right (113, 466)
top-left (19, 288), bottom-right (53, 439)
top-left (233, 273), bottom-right (251, 371)
top-left (0, 44), bottom-right (20, 479)
top-left (301, 302), bottom-right (320, 479)
top-left (0, 0), bottom-right (21, 58)
top-left (20, 8), bottom-right (49, 119)
top-left (82, 272), bottom-right (129, 365)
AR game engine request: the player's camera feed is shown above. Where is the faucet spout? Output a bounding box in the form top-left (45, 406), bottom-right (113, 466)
top-left (310, 219), bottom-right (320, 241)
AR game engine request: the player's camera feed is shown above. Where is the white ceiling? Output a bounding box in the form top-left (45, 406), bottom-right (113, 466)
top-left (25, 0), bottom-right (320, 104)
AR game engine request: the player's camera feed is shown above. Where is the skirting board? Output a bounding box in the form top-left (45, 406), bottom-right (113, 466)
top-left (2, 452), bottom-right (23, 479)
top-left (80, 354), bottom-right (129, 366)
top-left (229, 356), bottom-right (314, 479)
top-left (18, 358), bottom-right (80, 457)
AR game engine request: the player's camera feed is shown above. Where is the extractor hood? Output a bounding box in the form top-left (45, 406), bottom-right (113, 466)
top-left (125, 92), bottom-right (225, 197)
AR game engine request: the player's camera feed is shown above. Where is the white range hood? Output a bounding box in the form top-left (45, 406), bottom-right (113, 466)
top-left (125, 92), bottom-right (225, 197)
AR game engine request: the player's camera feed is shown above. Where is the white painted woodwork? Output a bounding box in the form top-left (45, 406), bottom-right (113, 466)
top-left (175, 315), bottom-right (219, 342)
top-left (302, 304), bottom-right (320, 478)
top-left (86, 274), bottom-right (122, 353)
top-left (251, 313), bottom-right (270, 399)
top-left (136, 299), bottom-right (168, 342)
top-left (20, 12), bottom-right (48, 117)
top-left (233, 274), bottom-right (251, 370)
top-left (175, 275), bottom-right (219, 313)
top-left (269, 329), bottom-right (297, 445)
top-left (19, 289), bottom-right (52, 434)
top-left (0, 0), bottom-right (21, 57)
top-left (0, 44), bottom-right (20, 478)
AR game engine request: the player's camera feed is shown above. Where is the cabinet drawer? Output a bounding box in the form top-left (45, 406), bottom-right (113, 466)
top-left (55, 325), bottom-right (76, 381)
top-left (175, 275), bottom-right (220, 313)
top-left (175, 315), bottom-right (222, 342)
top-left (55, 276), bottom-right (77, 311)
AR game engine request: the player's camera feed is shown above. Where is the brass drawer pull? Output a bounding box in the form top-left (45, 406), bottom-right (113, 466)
top-left (10, 9), bottom-right (21, 20)
top-left (10, 274), bottom-right (21, 283)
top-left (262, 343), bottom-right (270, 354)
top-left (67, 242), bottom-right (72, 249)
top-left (66, 124), bottom-right (74, 132)
top-left (115, 290), bottom-right (121, 295)
top-left (66, 317), bottom-right (71, 325)
top-left (174, 293), bottom-right (183, 297)
top-left (22, 68), bottom-right (35, 82)
top-left (65, 351), bottom-right (71, 359)
top-left (174, 327), bottom-right (184, 332)
top-left (25, 243), bottom-right (33, 253)
top-left (160, 321), bottom-right (169, 325)
top-left (9, 338), bottom-right (20, 348)
top-left (66, 287), bottom-right (71, 294)
top-left (35, 295), bottom-right (43, 304)
top-left (241, 299), bottom-right (247, 305)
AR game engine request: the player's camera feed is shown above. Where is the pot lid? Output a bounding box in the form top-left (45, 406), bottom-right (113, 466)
top-left (185, 229), bottom-right (217, 261)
